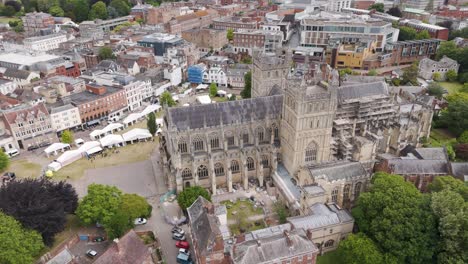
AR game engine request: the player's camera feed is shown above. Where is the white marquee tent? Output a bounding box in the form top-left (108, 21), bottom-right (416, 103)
top-left (78, 141), bottom-right (101, 153)
top-left (122, 128), bottom-right (152, 142)
top-left (48, 162), bottom-right (62, 172)
top-left (90, 123), bottom-right (124, 139)
top-left (56, 150), bottom-right (83, 167)
top-left (100, 134), bottom-right (125, 148)
top-left (123, 113), bottom-right (141, 126)
top-left (141, 104), bottom-right (161, 117)
top-left (44, 143), bottom-right (70, 157)
top-left (86, 146), bottom-right (103, 156)
top-left (197, 95), bottom-right (212, 105)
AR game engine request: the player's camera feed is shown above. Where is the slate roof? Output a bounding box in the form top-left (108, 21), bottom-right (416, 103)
top-left (287, 203), bottom-right (353, 230)
top-left (167, 95), bottom-right (283, 131)
top-left (187, 196), bottom-right (221, 257)
top-left (94, 230), bottom-right (152, 264)
top-left (388, 159), bottom-right (449, 175)
top-left (338, 81), bottom-right (388, 103)
top-left (414, 147), bottom-right (447, 160)
top-left (3, 68), bottom-right (33, 79)
top-left (450, 162), bottom-right (468, 179)
top-left (233, 229), bottom-right (317, 264)
top-left (309, 161), bottom-right (367, 182)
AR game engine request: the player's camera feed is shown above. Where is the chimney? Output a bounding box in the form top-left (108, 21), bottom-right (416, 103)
top-left (284, 230), bottom-right (293, 248)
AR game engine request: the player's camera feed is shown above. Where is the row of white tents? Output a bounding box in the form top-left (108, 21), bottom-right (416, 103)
top-left (123, 104), bottom-right (161, 126)
top-left (47, 128), bottom-right (152, 172)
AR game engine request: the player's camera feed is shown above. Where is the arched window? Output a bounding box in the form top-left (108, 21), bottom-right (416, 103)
top-left (247, 157), bottom-right (255, 171)
top-left (198, 165), bottom-right (208, 179)
top-left (210, 137), bottom-right (220, 149)
top-left (231, 160), bottom-right (240, 173)
top-left (214, 163), bottom-right (224, 176)
top-left (331, 187), bottom-right (339, 203)
top-left (178, 140), bottom-right (188, 153)
top-left (261, 155), bottom-right (269, 168)
top-left (182, 168), bottom-right (192, 179)
top-left (343, 184), bottom-right (351, 200)
top-left (354, 182), bottom-right (362, 199)
top-left (193, 136), bottom-right (204, 151)
top-left (242, 131), bottom-right (249, 144)
top-left (324, 240), bottom-right (334, 248)
top-left (225, 131), bottom-right (235, 146)
top-left (305, 142), bottom-right (318, 162)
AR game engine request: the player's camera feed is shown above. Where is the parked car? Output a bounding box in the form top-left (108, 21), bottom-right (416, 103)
top-left (93, 236), bottom-right (104, 242)
top-left (172, 232), bottom-right (186, 241)
top-left (179, 248), bottom-right (190, 256)
top-left (172, 226), bottom-right (184, 235)
top-left (177, 252), bottom-right (193, 264)
top-left (134, 218), bottom-right (147, 225)
top-left (176, 240), bottom-right (189, 249)
top-left (86, 249), bottom-right (97, 258)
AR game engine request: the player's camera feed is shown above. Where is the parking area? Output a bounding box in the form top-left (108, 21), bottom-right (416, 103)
top-left (69, 239), bottom-right (110, 263)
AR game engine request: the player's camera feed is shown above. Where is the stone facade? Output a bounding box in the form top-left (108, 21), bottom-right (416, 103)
top-left (418, 55), bottom-right (460, 80)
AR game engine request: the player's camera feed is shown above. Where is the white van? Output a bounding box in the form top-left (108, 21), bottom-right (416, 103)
top-left (108, 115), bottom-right (120, 122)
top-left (6, 149), bottom-right (19, 158)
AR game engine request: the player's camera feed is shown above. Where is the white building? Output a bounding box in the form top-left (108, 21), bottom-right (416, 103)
top-left (123, 79), bottom-right (152, 111)
top-left (23, 33), bottom-right (69, 52)
top-left (50, 104), bottom-right (82, 132)
top-left (0, 78), bottom-right (17, 95)
top-left (163, 66), bottom-right (182, 86)
top-left (203, 66), bottom-right (227, 87)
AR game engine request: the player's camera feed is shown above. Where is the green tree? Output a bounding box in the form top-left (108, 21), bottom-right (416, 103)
top-left (0, 212), bottom-right (44, 264)
top-left (436, 41), bottom-right (460, 61)
top-left (273, 202), bottom-right (289, 224)
top-left (458, 130), bottom-right (468, 144)
top-left (104, 209), bottom-right (132, 239)
top-left (120, 193), bottom-right (151, 220)
top-left (352, 172), bottom-right (437, 263)
top-left (446, 144), bottom-right (456, 161)
top-left (76, 184), bottom-right (123, 226)
top-left (228, 94), bottom-right (236, 101)
top-left (459, 72), bottom-right (468, 84)
top-left (48, 5), bottom-right (64, 16)
top-left (339, 67), bottom-right (353, 77)
top-left (61, 130), bottom-right (74, 144)
top-left (2, 5), bottom-right (16, 16)
top-left (427, 82), bottom-right (445, 99)
top-left (367, 69), bottom-right (378, 76)
top-left (209, 82), bottom-right (218, 97)
top-left (241, 71), bottom-right (251, 98)
top-left (241, 56), bottom-right (252, 64)
top-left (438, 94), bottom-right (468, 136)
top-left (391, 78), bottom-right (400, 86)
top-left (430, 190), bottom-right (468, 263)
top-left (338, 233), bottom-right (384, 264)
top-left (36, 0), bottom-right (59, 12)
top-left (89, 1), bottom-right (108, 20)
top-left (429, 176), bottom-right (468, 201)
top-left (226, 28), bottom-right (234, 41)
top-left (160, 91), bottom-right (176, 107)
top-left (415, 30), bottom-right (431, 40)
top-left (0, 149), bottom-right (10, 172)
top-left (402, 62), bottom-right (419, 85)
top-left (368, 3), bottom-right (384, 12)
top-left (147, 112), bottom-right (157, 136)
top-left (98, 46), bottom-right (114, 60)
top-left (398, 26), bottom-right (417, 41)
top-left (432, 72), bottom-right (441, 81)
top-left (387, 6), bottom-right (402, 17)
top-left (72, 0), bottom-right (89, 22)
top-left (177, 186), bottom-right (211, 210)
top-left (109, 0), bottom-right (130, 16)
top-left (446, 69), bottom-right (458, 82)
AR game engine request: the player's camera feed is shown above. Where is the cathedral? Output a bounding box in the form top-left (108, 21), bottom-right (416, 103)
top-left (160, 51), bottom-right (434, 213)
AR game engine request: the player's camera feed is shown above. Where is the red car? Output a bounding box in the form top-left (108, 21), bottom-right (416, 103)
top-left (176, 241), bottom-right (190, 249)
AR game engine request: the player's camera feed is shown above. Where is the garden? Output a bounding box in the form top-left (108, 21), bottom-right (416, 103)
top-left (221, 199), bottom-right (266, 235)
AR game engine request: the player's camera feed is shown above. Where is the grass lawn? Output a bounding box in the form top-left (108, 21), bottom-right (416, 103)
top-left (0, 17), bottom-right (20, 24)
top-left (222, 200), bottom-right (263, 218)
top-left (8, 159), bottom-right (42, 178)
top-left (53, 140), bottom-right (157, 180)
top-left (429, 128), bottom-right (457, 147)
top-left (438, 82), bottom-right (463, 95)
top-left (222, 200), bottom-right (265, 235)
top-left (211, 96), bottom-right (228, 102)
top-left (317, 250), bottom-right (343, 264)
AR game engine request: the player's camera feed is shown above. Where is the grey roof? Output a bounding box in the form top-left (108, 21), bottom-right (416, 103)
top-left (50, 103), bottom-right (76, 114)
top-left (276, 163), bottom-right (301, 200)
top-left (388, 159), bottom-right (449, 175)
top-left (287, 203), bottom-right (353, 230)
top-left (187, 196), bottom-right (221, 256)
top-left (309, 161), bottom-right (367, 182)
top-left (244, 224), bottom-right (292, 241)
top-left (302, 185), bottom-right (325, 196)
top-left (167, 95), bottom-right (283, 131)
top-left (342, 75), bottom-right (386, 84)
top-left (233, 229), bottom-right (318, 264)
top-left (46, 248), bottom-right (73, 264)
top-left (215, 204), bottom-right (227, 216)
top-left (338, 81), bottom-right (388, 103)
top-left (414, 147), bottom-right (447, 160)
top-left (3, 68), bottom-right (33, 79)
top-left (450, 162), bottom-right (468, 178)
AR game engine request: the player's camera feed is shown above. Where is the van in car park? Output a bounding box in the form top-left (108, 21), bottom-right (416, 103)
top-left (176, 253), bottom-right (192, 264)
top-left (6, 149), bottom-right (19, 158)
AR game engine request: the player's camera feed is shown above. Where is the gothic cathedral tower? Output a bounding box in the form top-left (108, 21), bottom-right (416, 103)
top-left (280, 65), bottom-right (338, 175)
top-left (251, 51), bottom-right (290, 98)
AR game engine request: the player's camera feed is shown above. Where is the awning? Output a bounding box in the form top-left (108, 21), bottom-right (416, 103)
top-left (86, 146), bottom-right (103, 155)
top-left (87, 120), bottom-right (100, 126)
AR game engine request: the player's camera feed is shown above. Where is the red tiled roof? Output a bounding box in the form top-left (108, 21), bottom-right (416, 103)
top-left (94, 230), bottom-right (153, 264)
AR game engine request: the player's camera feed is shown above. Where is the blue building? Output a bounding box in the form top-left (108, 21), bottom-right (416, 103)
top-left (187, 64), bottom-right (206, 84)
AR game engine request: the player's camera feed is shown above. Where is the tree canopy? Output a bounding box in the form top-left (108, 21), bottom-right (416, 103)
top-left (98, 46), bottom-right (114, 60)
top-left (0, 212), bottom-right (44, 264)
top-left (398, 26), bottom-right (417, 41)
top-left (352, 172), bottom-right (437, 263)
top-left (76, 184), bottom-right (122, 226)
top-left (227, 28), bottom-right (234, 41)
top-left (338, 233), bottom-right (384, 264)
top-left (241, 71), bottom-right (252, 98)
top-left (147, 112), bottom-right (157, 136)
top-left (367, 69), bottom-right (378, 76)
top-left (209, 82), bottom-right (218, 97)
top-left (160, 91), bottom-right (176, 107)
top-left (61, 130), bottom-right (74, 144)
top-left (73, 0), bottom-right (90, 22)
top-left (438, 93), bottom-right (468, 136)
top-left (402, 62), bottom-right (419, 85)
top-left (0, 179), bottom-right (78, 246)
top-left (120, 193), bottom-right (152, 220)
top-left (427, 82), bottom-right (445, 99)
top-left (368, 3), bottom-right (384, 12)
top-left (436, 41), bottom-right (468, 72)
top-left (109, 0), bottom-right (130, 17)
top-left (89, 1), bottom-right (108, 20)
top-left (177, 186), bottom-right (211, 210)
top-left (387, 6), bottom-right (402, 17)
top-left (0, 149), bottom-right (10, 172)
top-left (415, 30), bottom-right (431, 40)
top-left (429, 176), bottom-right (468, 201)
top-left (446, 69), bottom-right (458, 82)
top-left (48, 5), bottom-right (65, 16)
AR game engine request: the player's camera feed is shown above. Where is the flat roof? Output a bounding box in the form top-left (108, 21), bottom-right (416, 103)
top-left (0, 53), bottom-right (60, 66)
top-left (68, 85), bottom-right (123, 104)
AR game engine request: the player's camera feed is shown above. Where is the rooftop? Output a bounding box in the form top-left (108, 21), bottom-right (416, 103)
top-left (287, 203), bottom-right (353, 230)
top-left (308, 161), bottom-right (368, 182)
top-left (68, 85), bottom-right (123, 104)
top-left (0, 52), bottom-right (60, 66)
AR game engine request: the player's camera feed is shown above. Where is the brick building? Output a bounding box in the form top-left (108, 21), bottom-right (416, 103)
top-left (69, 84), bottom-right (127, 124)
top-left (181, 28), bottom-right (228, 52)
top-left (212, 16), bottom-right (258, 30)
top-left (164, 9), bottom-right (219, 35)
